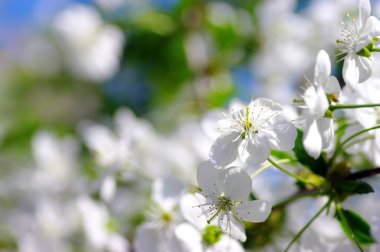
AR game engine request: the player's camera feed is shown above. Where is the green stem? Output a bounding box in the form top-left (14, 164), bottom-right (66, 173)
top-left (335, 203), bottom-right (364, 252)
top-left (329, 124), bottom-right (380, 165)
top-left (284, 198), bottom-right (331, 252)
top-left (371, 46), bottom-right (380, 52)
top-left (344, 136), bottom-right (374, 150)
top-left (267, 158), bottom-right (316, 187)
top-left (251, 159), bottom-right (295, 178)
top-left (329, 103), bottom-right (380, 111)
top-left (273, 190), bottom-right (322, 208)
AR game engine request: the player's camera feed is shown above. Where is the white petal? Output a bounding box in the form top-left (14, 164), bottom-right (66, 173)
top-left (304, 86), bottom-right (328, 118)
top-left (343, 54), bottom-right (360, 89)
top-left (367, 16), bottom-right (380, 36)
top-left (317, 118), bottom-right (334, 149)
top-left (217, 119), bottom-right (234, 131)
top-left (344, 54), bottom-right (372, 88)
top-left (268, 116), bottom-right (297, 151)
top-left (314, 50), bottom-right (331, 85)
top-left (357, 55), bottom-right (373, 83)
top-left (303, 119), bottom-right (322, 159)
top-left (100, 176), bottom-right (116, 202)
top-left (217, 212), bottom-right (246, 242)
top-left (180, 194), bottom-right (207, 228)
top-left (175, 223), bottom-right (203, 252)
top-left (201, 109), bottom-right (225, 140)
top-left (210, 131), bottom-right (242, 166)
top-left (357, 16), bottom-right (380, 49)
top-left (134, 223), bottom-right (160, 252)
top-left (163, 229), bottom-right (184, 252)
top-left (234, 200), bottom-right (272, 222)
top-left (250, 98), bottom-right (283, 113)
top-left (197, 161), bottom-right (219, 196)
top-left (359, 0), bottom-right (371, 27)
top-left (324, 76), bottom-right (341, 95)
top-left (243, 134), bottom-right (271, 165)
top-left (219, 167), bottom-right (252, 201)
top-left (208, 235), bottom-right (245, 252)
top-left (152, 176), bottom-right (185, 210)
top-left (355, 107), bottom-right (377, 128)
top-left (228, 99), bottom-right (245, 112)
top-left (108, 234), bottom-right (130, 252)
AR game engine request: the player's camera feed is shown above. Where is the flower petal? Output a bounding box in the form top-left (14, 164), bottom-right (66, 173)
top-left (152, 176), bottom-right (185, 211)
top-left (343, 54), bottom-right (372, 88)
top-left (180, 194), bottom-right (207, 229)
top-left (314, 50), bottom-right (331, 86)
top-left (217, 212), bottom-right (246, 242)
top-left (197, 161), bottom-right (219, 196)
top-left (219, 167), bottom-right (252, 201)
top-left (303, 86), bottom-right (328, 118)
top-left (210, 131), bottom-right (242, 166)
top-left (250, 98), bottom-right (283, 114)
top-left (175, 223), bottom-right (203, 252)
top-left (357, 55), bottom-right (373, 83)
top-left (134, 223), bottom-right (160, 252)
top-left (234, 200), bottom-right (272, 222)
top-left (324, 76), bottom-right (341, 96)
top-left (357, 16), bottom-right (380, 49)
top-left (210, 235), bottom-right (245, 252)
top-left (303, 119), bottom-right (322, 159)
top-left (267, 116), bottom-right (297, 151)
top-left (343, 53), bottom-right (360, 89)
top-left (243, 134), bottom-right (271, 165)
top-left (317, 118), bottom-right (334, 149)
top-left (359, 0), bottom-right (371, 27)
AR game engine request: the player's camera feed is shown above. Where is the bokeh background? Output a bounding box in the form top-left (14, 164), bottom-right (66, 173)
top-left (1, 0), bottom-right (380, 251)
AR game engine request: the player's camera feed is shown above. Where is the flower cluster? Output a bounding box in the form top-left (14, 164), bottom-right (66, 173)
top-left (3, 0), bottom-right (380, 252)
top-left (189, 0), bottom-right (380, 250)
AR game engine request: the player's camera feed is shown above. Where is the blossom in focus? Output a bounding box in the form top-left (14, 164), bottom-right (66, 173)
top-left (195, 161), bottom-right (271, 242)
top-left (337, 0), bottom-right (380, 89)
top-left (210, 98), bottom-right (296, 166)
top-left (297, 50), bottom-right (341, 159)
top-left (175, 194), bottom-right (244, 252)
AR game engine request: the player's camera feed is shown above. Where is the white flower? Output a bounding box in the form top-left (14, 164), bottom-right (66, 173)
top-left (210, 98), bottom-right (296, 166)
top-left (195, 161), bottom-right (271, 242)
top-left (32, 131), bottom-right (79, 192)
top-left (175, 194), bottom-right (244, 252)
top-left (297, 50), bottom-right (341, 159)
top-left (340, 78), bottom-right (380, 165)
top-left (77, 197), bottom-right (129, 252)
top-left (134, 177), bottom-right (185, 252)
top-left (337, 0), bottom-right (380, 89)
top-left (53, 4), bottom-right (124, 82)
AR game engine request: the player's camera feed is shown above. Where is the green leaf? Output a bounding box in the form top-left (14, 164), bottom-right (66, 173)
top-left (270, 150), bottom-right (295, 160)
top-left (334, 180), bottom-right (374, 195)
top-left (337, 208), bottom-right (376, 245)
top-left (293, 129), bottom-right (328, 176)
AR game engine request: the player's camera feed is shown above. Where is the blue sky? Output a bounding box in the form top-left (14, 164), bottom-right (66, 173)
top-left (0, 0), bottom-right (179, 47)
top-left (0, 0), bottom-right (93, 25)
top-left (0, 0), bottom-right (93, 47)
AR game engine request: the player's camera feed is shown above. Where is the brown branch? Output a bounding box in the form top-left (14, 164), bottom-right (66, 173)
top-left (347, 167), bottom-right (380, 180)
